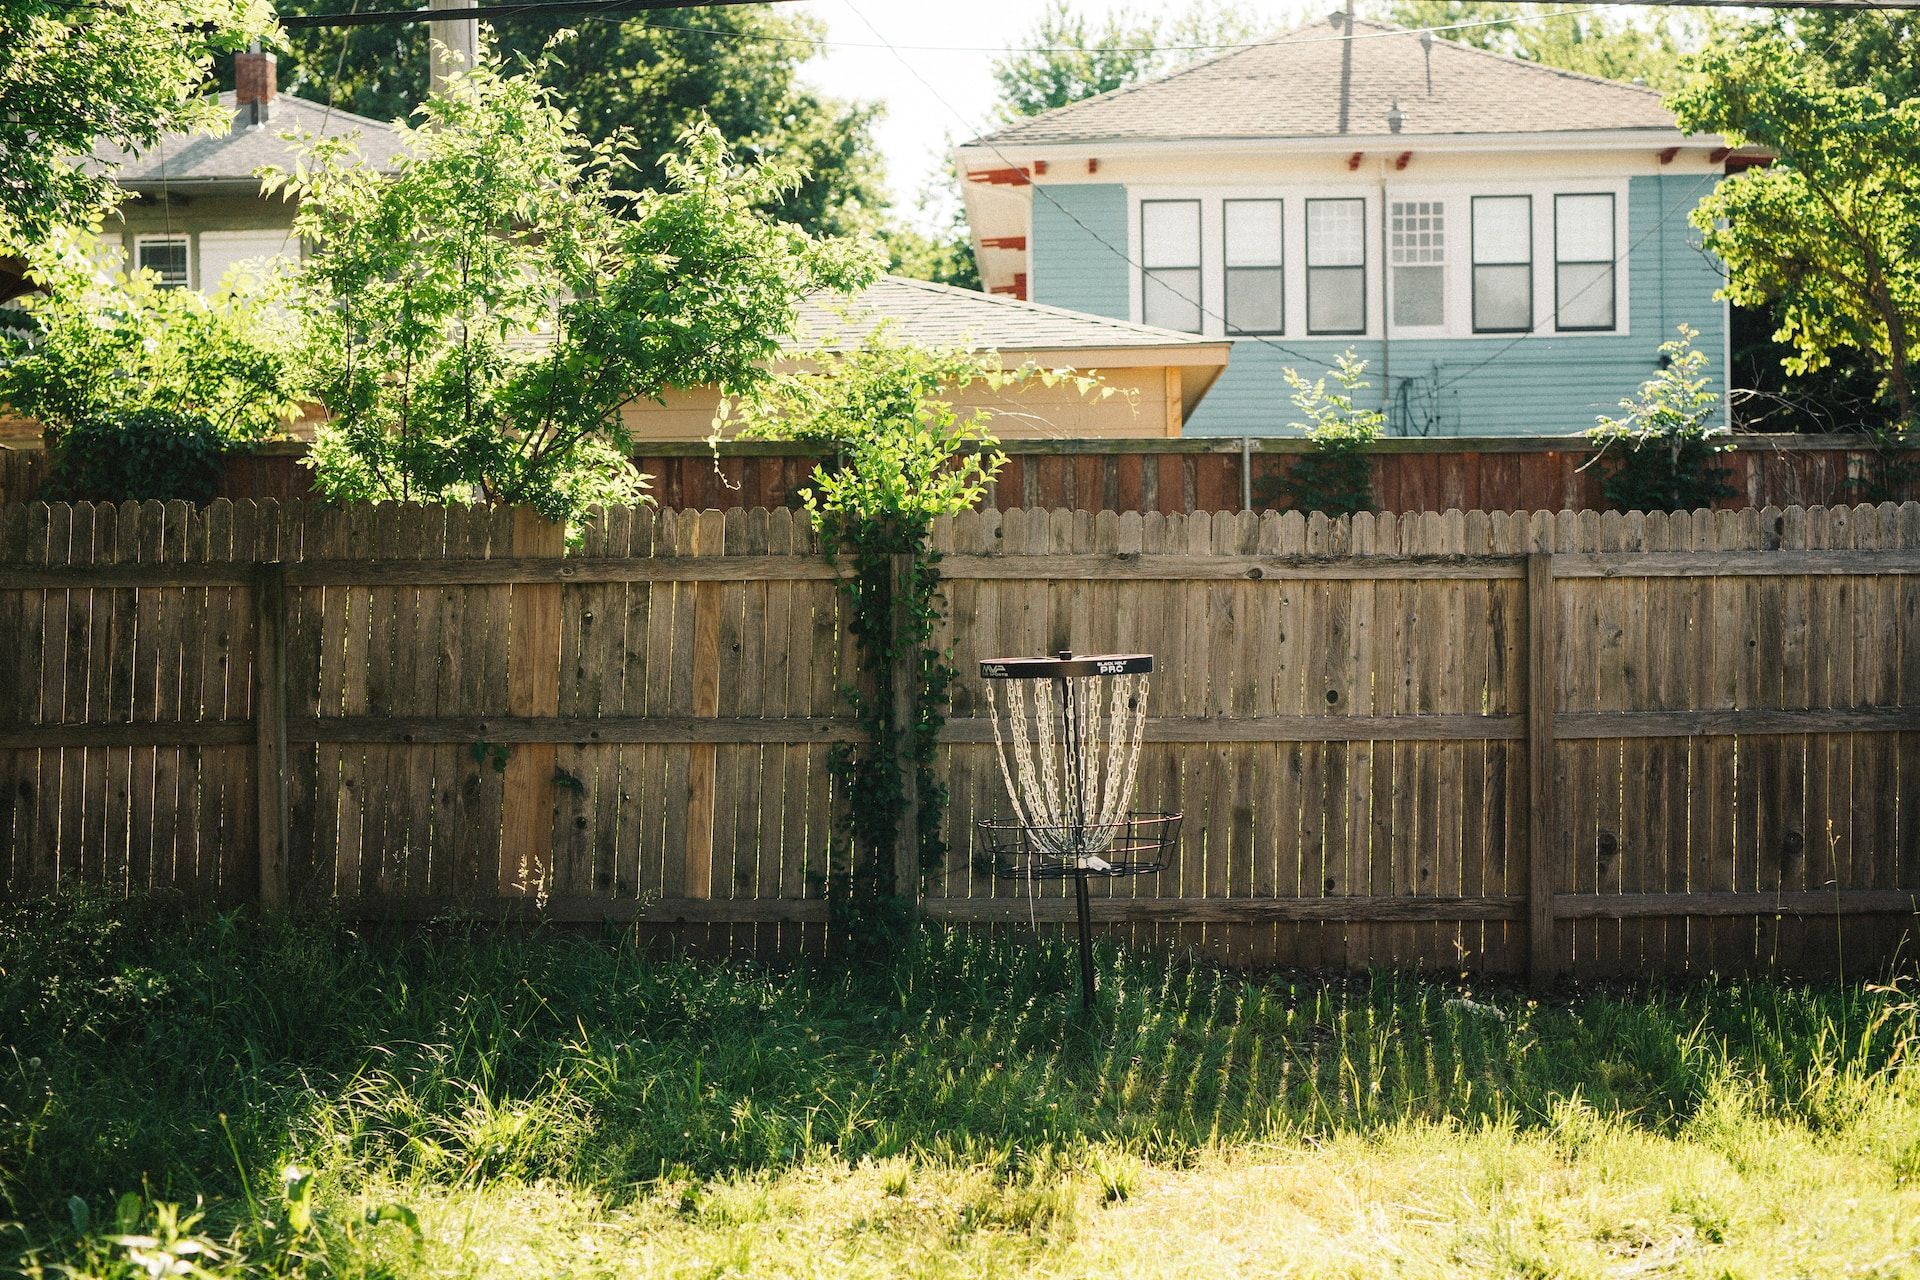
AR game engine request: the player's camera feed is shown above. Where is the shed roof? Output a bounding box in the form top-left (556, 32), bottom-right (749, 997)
top-left (794, 276), bottom-right (1223, 356)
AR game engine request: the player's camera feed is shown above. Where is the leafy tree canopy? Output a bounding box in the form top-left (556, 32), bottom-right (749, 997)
top-left (273, 46), bottom-right (879, 525)
top-left (268, 3), bottom-right (885, 239)
top-left (0, 0), bottom-right (275, 251)
top-left (1379, 1), bottom-right (1719, 92)
top-left (989, 0), bottom-right (1262, 120)
top-left (1670, 37), bottom-right (1920, 426)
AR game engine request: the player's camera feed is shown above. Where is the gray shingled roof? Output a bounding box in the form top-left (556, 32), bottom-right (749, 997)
top-left (90, 93), bottom-right (406, 185)
top-left (970, 16), bottom-right (1678, 147)
top-left (793, 276), bottom-right (1221, 353)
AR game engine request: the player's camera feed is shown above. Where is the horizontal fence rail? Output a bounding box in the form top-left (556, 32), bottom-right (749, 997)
top-left (5, 435), bottom-right (1915, 515)
top-left (0, 498), bottom-right (1916, 981)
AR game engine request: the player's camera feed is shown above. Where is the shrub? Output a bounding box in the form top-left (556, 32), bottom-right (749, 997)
top-left (0, 226), bottom-right (306, 445)
top-left (1586, 325), bottom-right (1737, 513)
top-left (1256, 349), bottom-right (1384, 516)
top-left (42, 407), bottom-right (229, 504)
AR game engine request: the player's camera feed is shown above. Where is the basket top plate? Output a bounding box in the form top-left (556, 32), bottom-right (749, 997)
top-left (979, 653), bottom-right (1153, 679)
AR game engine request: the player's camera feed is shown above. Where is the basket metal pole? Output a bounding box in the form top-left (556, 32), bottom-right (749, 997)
top-left (1074, 869), bottom-right (1095, 1011)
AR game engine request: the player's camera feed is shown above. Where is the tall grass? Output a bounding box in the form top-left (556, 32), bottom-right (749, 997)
top-left (1, 893), bottom-right (1914, 1278)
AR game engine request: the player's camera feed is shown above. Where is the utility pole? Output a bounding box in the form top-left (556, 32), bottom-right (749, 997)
top-left (428, 0), bottom-right (481, 93)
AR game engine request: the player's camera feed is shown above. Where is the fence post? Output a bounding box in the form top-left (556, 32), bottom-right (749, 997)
top-left (252, 561), bottom-right (290, 908)
top-left (500, 507), bottom-right (565, 897)
top-left (890, 551), bottom-right (922, 913)
top-left (1525, 549), bottom-right (1558, 988)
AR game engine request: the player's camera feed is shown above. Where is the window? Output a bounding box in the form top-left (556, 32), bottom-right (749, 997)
top-left (1471, 196), bottom-right (1532, 332)
top-left (1223, 199), bottom-right (1283, 334)
top-left (1140, 200), bottom-right (1201, 332)
top-left (135, 235), bottom-right (190, 289)
top-left (1555, 193), bottom-right (1616, 331)
top-left (1389, 200), bottom-right (1445, 328)
top-left (1306, 198), bottom-right (1365, 335)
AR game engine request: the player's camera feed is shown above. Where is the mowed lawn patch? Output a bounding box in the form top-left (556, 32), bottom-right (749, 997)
top-left (1, 895), bottom-right (1915, 1278)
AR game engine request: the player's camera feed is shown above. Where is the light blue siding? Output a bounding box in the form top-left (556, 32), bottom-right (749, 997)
top-left (1026, 174), bottom-right (1727, 437)
top-left (1030, 183), bottom-right (1131, 319)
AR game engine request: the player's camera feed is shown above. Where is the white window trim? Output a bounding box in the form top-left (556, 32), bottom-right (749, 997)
top-left (1387, 197), bottom-right (1449, 338)
top-left (132, 232), bottom-right (194, 290)
top-left (1126, 178), bottom-right (1630, 341)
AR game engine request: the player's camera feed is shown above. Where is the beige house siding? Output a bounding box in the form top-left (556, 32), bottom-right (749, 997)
top-left (107, 194), bottom-right (302, 292)
top-left (624, 345), bottom-right (1228, 441)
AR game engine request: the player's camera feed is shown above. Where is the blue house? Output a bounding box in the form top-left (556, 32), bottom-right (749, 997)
top-left (957, 16), bottom-right (1752, 437)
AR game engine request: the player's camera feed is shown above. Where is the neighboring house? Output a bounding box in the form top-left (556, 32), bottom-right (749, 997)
top-left (84, 49), bottom-right (406, 293)
top-left (957, 16), bottom-right (1758, 437)
top-left (625, 274), bottom-right (1231, 439)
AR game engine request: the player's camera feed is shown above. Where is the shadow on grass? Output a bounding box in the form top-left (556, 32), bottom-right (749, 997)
top-left (1, 891), bottom-right (1914, 1229)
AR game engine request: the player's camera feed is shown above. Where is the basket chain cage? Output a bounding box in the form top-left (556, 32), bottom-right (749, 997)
top-left (979, 656), bottom-right (1178, 880)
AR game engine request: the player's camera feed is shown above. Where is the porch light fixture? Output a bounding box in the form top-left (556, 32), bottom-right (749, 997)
top-left (1387, 101), bottom-right (1405, 133)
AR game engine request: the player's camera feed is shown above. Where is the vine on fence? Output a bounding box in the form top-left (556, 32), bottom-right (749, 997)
top-left (729, 327), bottom-right (1103, 957)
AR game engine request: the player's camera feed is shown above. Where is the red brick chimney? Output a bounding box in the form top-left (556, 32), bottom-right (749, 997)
top-left (235, 43), bottom-right (276, 127)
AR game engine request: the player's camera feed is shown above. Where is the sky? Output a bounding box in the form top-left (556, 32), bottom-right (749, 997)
top-left (795, 0), bottom-right (1309, 220)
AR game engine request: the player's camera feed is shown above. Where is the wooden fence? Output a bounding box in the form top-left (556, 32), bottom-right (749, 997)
top-left (4, 434), bottom-right (1912, 515)
top-left (1, 499), bottom-right (1916, 981)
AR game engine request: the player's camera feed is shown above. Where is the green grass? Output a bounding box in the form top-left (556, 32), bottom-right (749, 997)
top-left (1, 894), bottom-right (1916, 1278)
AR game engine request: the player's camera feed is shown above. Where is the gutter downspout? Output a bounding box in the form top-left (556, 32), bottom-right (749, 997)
top-left (1379, 159), bottom-right (1392, 427)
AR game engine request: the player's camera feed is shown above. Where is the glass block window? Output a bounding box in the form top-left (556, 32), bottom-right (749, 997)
top-left (1389, 200), bottom-right (1445, 328)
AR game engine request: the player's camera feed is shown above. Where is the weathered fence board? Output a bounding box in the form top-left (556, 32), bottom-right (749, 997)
top-left (1, 499), bottom-right (1915, 979)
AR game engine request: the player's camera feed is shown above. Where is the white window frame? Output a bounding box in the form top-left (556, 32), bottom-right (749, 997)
top-left (1138, 198), bottom-right (1204, 334)
top-left (1471, 194), bottom-right (1534, 335)
top-left (133, 233), bottom-right (193, 289)
top-left (1553, 192), bottom-right (1619, 333)
top-left (1304, 197), bottom-right (1368, 337)
top-left (1124, 178), bottom-right (1629, 342)
top-left (1222, 197), bottom-right (1285, 336)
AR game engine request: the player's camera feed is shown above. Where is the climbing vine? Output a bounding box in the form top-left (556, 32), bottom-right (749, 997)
top-left (729, 327), bottom-right (1103, 957)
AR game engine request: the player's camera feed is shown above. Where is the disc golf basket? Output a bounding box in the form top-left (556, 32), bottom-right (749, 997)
top-left (978, 651), bottom-right (1180, 1010)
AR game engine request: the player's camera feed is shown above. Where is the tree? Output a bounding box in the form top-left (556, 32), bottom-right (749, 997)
top-left (990, 0), bottom-right (1261, 120)
top-left (0, 0), bottom-right (275, 251)
top-left (273, 50), bottom-right (878, 525)
top-left (1670, 38), bottom-right (1920, 426)
top-left (1380, 1), bottom-right (1714, 92)
top-left (1761, 9), bottom-right (1920, 105)
top-left (269, 3), bottom-right (886, 240)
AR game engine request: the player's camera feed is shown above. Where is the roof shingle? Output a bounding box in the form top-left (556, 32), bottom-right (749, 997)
top-left (90, 93), bottom-right (406, 185)
top-left (969, 16), bottom-right (1677, 147)
top-left (793, 276), bottom-right (1221, 353)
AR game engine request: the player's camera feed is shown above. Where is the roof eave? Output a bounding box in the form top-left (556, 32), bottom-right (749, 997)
top-left (958, 127), bottom-right (1715, 160)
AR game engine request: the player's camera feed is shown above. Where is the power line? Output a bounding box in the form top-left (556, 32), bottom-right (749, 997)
top-left (279, 0), bottom-right (1920, 27)
top-left (279, 0), bottom-right (801, 31)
